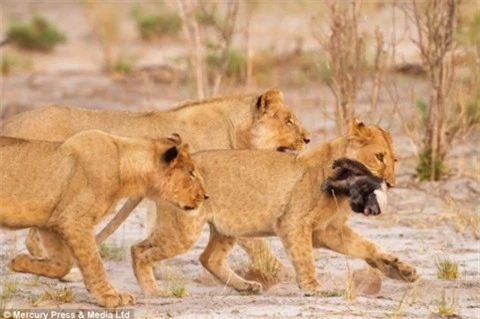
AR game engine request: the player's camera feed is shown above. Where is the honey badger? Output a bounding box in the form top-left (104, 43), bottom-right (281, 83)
top-left (321, 158), bottom-right (388, 216)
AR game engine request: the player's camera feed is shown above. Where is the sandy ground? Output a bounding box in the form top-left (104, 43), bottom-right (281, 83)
top-left (1, 1), bottom-right (479, 318)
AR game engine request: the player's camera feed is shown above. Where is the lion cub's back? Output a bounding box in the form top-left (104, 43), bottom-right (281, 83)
top-left (0, 137), bottom-right (72, 227)
top-left (192, 150), bottom-right (303, 235)
top-left (0, 104), bottom-right (166, 141)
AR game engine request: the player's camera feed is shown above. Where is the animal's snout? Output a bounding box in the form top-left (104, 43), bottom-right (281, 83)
top-left (204, 194), bottom-right (209, 200)
top-left (303, 138), bottom-right (311, 144)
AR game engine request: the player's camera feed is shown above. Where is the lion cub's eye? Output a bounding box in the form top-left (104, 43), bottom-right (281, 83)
top-left (286, 118), bottom-right (294, 126)
top-left (375, 153), bottom-right (385, 163)
top-left (189, 171), bottom-right (196, 179)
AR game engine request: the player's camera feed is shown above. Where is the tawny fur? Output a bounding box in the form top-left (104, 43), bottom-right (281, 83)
top-left (0, 88), bottom-right (310, 278)
top-left (0, 131), bottom-right (206, 307)
top-left (130, 120), bottom-right (418, 296)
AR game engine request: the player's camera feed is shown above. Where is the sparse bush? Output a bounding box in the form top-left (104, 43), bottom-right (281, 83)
top-left (417, 148), bottom-right (447, 181)
top-left (456, 9), bottom-right (480, 48)
top-left (312, 2), bottom-right (366, 135)
top-left (131, 4), bottom-right (182, 40)
top-left (5, 16), bottom-right (66, 51)
top-left (83, 0), bottom-right (120, 71)
top-left (403, 0), bottom-right (458, 180)
top-left (175, 0), bottom-right (240, 97)
top-left (206, 48), bottom-right (246, 79)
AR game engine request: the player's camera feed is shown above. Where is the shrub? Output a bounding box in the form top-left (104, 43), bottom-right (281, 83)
top-left (206, 48), bottom-right (246, 79)
top-left (131, 4), bottom-right (182, 40)
top-left (112, 57), bottom-right (133, 75)
top-left (6, 16), bottom-right (66, 51)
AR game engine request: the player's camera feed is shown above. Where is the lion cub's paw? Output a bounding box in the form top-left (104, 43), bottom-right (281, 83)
top-left (97, 291), bottom-right (136, 307)
top-left (237, 281), bottom-right (263, 295)
top-left (389, 259), bottom-right (419, 282)
top-left (375, 255), bottom-right (419, 283)
top-left (300, 279), bottom-right (322, 296)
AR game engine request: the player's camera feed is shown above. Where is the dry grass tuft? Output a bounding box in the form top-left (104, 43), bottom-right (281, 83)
top-left (435, 256), bottom-right (460, 280)
top-left (431, 290), bottom-right (458, 317)
top-left (154, 264), bottom-right (188, 298)
top-left (30, 286), bottom-right (74, 306)
top-left (0, 275), bottom-right (19, 300)
top-left (386, 290), bottom-right (409, 319)
top-left (443, 197), bottom-right (480, 239)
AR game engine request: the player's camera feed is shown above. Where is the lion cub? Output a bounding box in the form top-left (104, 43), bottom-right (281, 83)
top-left (0, 130), bottom-right (206, 307)
top-left (321, 158), bottom-right (388, 216)
top-left (130, 120), bottom-right (418, 296)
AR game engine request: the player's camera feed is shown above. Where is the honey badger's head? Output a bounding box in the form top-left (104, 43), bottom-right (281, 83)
top-left (322, 158), bottom-right (388, 216)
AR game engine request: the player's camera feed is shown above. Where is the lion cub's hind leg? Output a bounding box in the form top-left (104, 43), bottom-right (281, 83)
top-left (25, 228), bottom-right (49, 259)
top-left (200, 225), bottom-right (262, 294)
top-left (131, 202), bottom-right (205, 296)
top-left (49, 196), bottom-right (135, 308)
top-left (10, 228), bottom-right (73, 279)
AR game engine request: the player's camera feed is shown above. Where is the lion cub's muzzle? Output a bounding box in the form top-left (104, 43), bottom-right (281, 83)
top-left (183, 193), bottom-right (209, 211)
top-left (277, 139), bottom-right (309, 154)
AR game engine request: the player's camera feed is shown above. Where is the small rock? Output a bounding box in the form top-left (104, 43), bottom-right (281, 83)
top-left (352, 268), bottom-right (382, 295)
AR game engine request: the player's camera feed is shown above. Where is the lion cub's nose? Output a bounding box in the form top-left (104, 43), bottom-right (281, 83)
top-left (303, 138), bottom-right (311, 144)
top-left (204, 194), bottom-right (209, 200)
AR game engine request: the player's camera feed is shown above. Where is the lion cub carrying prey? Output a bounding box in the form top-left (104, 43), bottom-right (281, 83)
top-left (0, 131), bottom-right (206, 307)
top-left (322, 158), bottom-right (388, 216)
top-left (131, 120), bottom-right (418, 296)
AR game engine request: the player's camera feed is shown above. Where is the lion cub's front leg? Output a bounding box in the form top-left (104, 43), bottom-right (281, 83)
top-left (314, 225), bottom-right (418, 283)
top-left (275, 221), bottom-right (321, 294)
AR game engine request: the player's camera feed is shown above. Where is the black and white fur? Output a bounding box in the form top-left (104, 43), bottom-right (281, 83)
top-left (321, 158), bottom-right (388, 216)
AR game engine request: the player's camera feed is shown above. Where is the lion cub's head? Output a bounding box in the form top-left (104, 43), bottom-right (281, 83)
top-left (149, 134), bottom-right (207, 211)
top-left (250, 88), bottom-right (310, 153)
top-left (345, 119), bottom-right (397, 188)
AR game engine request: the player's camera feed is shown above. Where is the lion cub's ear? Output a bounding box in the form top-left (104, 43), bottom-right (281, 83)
top-left (162, 146), bottom-right (179, 164)
top-left (349, 118), bottom-right (372, 141)
top-left (256, 88), bottom-right (284, 115)
top-left (167, 133), bottom-right (182, 145)
top-left (162, 143), bottom-right (190, 165)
